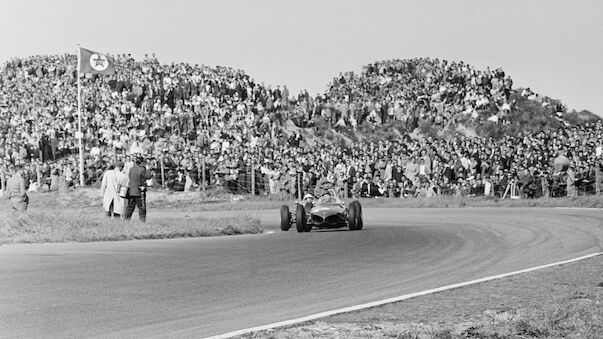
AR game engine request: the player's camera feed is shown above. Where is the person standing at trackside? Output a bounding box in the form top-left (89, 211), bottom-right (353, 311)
top-left (125, 156), bottom-right (153, 222)
top-left (566, 164), bottom-right (577, 197)
top-left (100, 161), bottom-right (127, 218)
top-left (6, 165), bottom-right (28, 211)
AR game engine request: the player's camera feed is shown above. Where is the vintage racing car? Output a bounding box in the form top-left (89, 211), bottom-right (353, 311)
top-left (280, 191), bottom-right (363, 232)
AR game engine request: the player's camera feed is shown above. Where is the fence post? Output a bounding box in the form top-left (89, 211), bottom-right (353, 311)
top-left (297, 171), bottom-right (302, 201)
top-left (36, 163), bottom-right (42, 192)
top-left (344, 180), bottom-right (349, 199)
top-left (1, 166), bottom-right (6, 194)
top-left (596, 167), bottom-right (602, 195)
top-left (196, 159), bottom-right (201, 190)
top-left (251, 157), bottom-right (255, 196)
top-left (202, 156), bottom-right (206, 191)
top-left (58, 165), bottom-right (67, 192)
top-left (160, 156), bottom-right (166, 189)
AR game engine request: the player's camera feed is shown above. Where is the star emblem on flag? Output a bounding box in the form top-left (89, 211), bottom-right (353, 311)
top-left (90, 53), bottom-right (109, 71)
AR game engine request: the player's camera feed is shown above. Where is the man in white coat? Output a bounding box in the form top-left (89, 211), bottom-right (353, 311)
top-left (100, 161), bottom-right (128, 218)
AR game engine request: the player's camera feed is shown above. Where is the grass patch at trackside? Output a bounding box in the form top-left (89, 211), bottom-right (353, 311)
top-left (158, 193), bottom-right (603, 211)
top-left (237, 256), bottom-right (603, 339)
top-left (155, 193), bottom-right (603, 212)
top-left (0, 210), bottom-right (261, 244)
top-left (261, 291), bottom-right (603, 339)
top-left (6, 188), bottom-right (602, 245)
top-left (400, 293), bottom-right (603, 339)
top-left (23, 188), bottom-right (603, 213)
top-left (299, 294), bottom-right (602, 338)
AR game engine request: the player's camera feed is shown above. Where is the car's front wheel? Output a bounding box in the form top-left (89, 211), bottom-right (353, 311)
top-left (348, 202), bottom-right (359, 230)
top-left (280, 205), bottom-right (290, 231)
top-left (353, 200), bottom-right (363, 230)
top-left (296, 204), bottom-right (307, 233)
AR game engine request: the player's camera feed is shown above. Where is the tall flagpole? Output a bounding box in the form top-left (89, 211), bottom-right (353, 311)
top-left (77, 45), bottom-right (85, 187)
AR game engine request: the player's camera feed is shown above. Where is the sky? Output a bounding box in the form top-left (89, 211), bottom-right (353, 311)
top-left (1, 0), bottom-right (602, 115)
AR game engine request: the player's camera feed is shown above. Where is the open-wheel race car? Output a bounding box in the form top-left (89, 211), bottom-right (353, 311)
top-left (280, 190), bottom-right (363, 232)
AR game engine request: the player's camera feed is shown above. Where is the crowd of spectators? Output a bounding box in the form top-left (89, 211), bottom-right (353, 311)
top-left (0, 54), bottom-right (601, 199)
top-left (248, 122), bottom-right (603, 200)
top-left (0, 53), bottom-right (293, 190)
top-left (314, 58), bottom-right (516, 130)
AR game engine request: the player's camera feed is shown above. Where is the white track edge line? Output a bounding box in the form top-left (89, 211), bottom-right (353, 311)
top-left (207, 251), bottom-right (602, 339)
top-left (554, 207), bottom-right (603, 210)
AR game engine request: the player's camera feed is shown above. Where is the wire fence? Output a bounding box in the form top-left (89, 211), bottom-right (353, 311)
top-left (3, 161), bottom-right (601, 200)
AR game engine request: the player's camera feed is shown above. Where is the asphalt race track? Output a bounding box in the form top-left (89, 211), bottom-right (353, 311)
top-left (1, 207), bottom-right (602, 338)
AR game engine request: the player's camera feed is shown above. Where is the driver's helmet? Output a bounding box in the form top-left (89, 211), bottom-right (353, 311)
top-left (303, 194), bottom-right (315, 202)
top-left (318, 192), bottom-right (337, 204)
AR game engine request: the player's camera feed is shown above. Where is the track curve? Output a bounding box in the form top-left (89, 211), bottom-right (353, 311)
top-left (0, 208), bottom-right (601, 338)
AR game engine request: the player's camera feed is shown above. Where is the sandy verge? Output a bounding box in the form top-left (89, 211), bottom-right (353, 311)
top-left (238, 255), bottom-right (603, 338)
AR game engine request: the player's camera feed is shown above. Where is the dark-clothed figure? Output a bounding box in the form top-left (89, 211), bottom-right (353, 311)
top-left (6, 165), bottom-right (28, 211)
top-left (125, 156), bottom-right (153, 222)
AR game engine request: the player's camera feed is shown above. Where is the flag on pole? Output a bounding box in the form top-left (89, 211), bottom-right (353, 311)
top-left (79, 47), bottom-right (115, 75)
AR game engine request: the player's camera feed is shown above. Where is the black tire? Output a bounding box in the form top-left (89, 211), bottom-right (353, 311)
top-left (296, 204), bottom-right (306, 233)
top-left (280, 205), bottom-right (290, 231)
top-left (348, 202), bottom-right (358, 230)
top-left (303, 202), bottom-right (313, 232)
top-left (353, 200), bottom-right (363, 230)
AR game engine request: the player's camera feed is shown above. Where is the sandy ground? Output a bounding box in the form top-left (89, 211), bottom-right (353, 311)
top-left (239, 255), bottom-right (603, 338)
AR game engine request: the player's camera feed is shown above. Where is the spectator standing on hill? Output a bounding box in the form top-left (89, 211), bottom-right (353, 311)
top-left (125, 156), bottom-right (153, 222)
top-left (6, 165), bottom-right (28, 212)
top-left (100, 161), bottom-right (127, 218)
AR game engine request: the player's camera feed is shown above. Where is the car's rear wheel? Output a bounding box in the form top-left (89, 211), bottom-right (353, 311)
top-left (280, 205), bottom-right (290, 231)
top-left (353, 200), bottom-right (363, 230)
top-left (348, 202), bottom-right (358, 230)
top-left (296, 204), bottom-right (307, 233)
